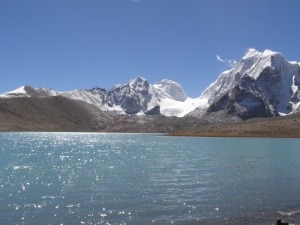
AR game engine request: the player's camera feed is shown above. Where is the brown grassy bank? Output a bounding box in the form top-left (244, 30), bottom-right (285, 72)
top-left (171, 114), bottom-right (300, 138)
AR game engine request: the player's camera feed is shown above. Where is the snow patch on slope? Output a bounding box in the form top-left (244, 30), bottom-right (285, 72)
top-left (159, 97), bottom-right (208, 117)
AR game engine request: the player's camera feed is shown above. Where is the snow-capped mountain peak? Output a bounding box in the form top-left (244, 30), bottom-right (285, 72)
top-left (0, 86), bottom-right (58, 98)
top-left (153, 79), bottom-right (187, 102)
top-left (242, 48), bottom-right (262, 60)
top-left (128, 77), bottom-right (149, 89)
top-left (6, 86), bottom-right (28, 96)
top-left (242, 48), bottom-right (283, 60)
top-left (193, 48), bottom-right (300, 119)
top-left (201, 49), bottom-right (291, 102)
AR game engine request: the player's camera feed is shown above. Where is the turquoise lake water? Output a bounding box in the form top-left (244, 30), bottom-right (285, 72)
top-left (1, 132), bottom-right (300, 225)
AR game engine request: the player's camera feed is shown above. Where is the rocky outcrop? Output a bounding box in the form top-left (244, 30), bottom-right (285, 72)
top-left (107, 77), bottom-right (154, 114)
top-left (207, 75), bottom-right (278, 119)
top-left (144, 106), bottom-right (161, 115)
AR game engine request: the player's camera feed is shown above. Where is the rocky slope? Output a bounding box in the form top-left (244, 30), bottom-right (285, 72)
top-left (0, 96), bottom-right (111, 131)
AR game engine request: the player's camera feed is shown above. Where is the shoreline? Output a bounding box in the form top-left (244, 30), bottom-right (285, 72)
top-left (0, 129), bottom-right (299, 138)
top-left (170, 131), bottom-right (300, 138)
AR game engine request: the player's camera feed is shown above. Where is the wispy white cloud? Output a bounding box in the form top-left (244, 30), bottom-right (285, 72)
top-left (216, 54), bottom-right (237, 67)
top-left (216, 54), bottom-right (224, 62)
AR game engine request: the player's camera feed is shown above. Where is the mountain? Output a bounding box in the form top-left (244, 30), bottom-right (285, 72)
top-left (0, 77), bottom-right (205, 117)
top-left (189, 49), bottom-right (300, 120)
top-left (2, 48), bottom-right (300, 121)
top-left (106, 77), bottom-right (158, 115)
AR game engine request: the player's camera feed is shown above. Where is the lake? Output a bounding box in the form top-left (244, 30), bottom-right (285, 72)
top-left (0, 132), bottom-right (300, 225)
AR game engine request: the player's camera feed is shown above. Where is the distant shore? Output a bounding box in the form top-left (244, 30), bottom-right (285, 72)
top-left (170, 116), bottom-right (300, 138)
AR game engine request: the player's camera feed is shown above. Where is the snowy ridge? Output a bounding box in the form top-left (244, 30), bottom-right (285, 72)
top-left (0, 86), bottom-right (59, 98)
top-left (61, 90), bottom-right (107, 109)
top-left (0, 77), bottom-right (204, 117)
top-left (0, 86), bottom-right (29, 98)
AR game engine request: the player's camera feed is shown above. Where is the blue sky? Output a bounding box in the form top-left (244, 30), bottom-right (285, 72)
top-left (1, 0), bottom-right (300, 97)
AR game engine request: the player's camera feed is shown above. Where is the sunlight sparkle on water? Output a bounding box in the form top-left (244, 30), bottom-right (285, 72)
top-left (1, 133), bottom-right (300, 224)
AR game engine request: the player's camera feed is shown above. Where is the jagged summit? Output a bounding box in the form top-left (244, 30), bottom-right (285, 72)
top-left (242, 48), bottom-right (261, 59)
top-left (129, 76), bottom-right (148, 85)
top-left (243, 48), bottom-right (283, 59)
